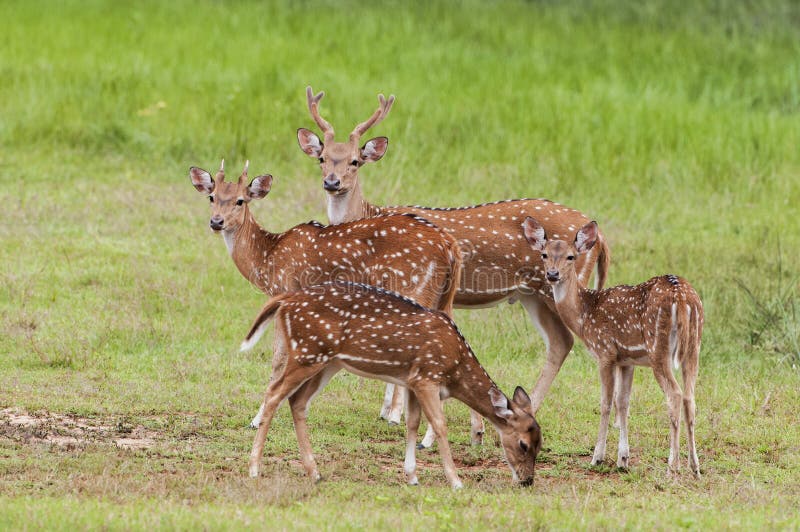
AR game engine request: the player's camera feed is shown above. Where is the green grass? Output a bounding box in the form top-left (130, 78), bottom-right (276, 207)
top-left (1, 0), bottom-right (799, 528)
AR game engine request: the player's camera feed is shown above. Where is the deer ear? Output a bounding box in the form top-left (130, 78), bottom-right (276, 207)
top-left (247, 175), bottom-right (273, 200)
top-left (361, 137), bottom-right (388, 163)
top-left (511, 386), bottom-right (532, 411)
top-left (297, 128), bottom-right (323, 158)
top-left (189, 167), bottom-right (215, 194)
top-left (522, 217), bottom-right (546, 251)
top-left (489, 386), bottom-right (513, 420)
top-left (574, 221), bottom-right (598, 254)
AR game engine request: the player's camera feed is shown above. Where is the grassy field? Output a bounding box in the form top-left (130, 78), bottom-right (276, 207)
top-left (1, 0), bottom-right (799, 528)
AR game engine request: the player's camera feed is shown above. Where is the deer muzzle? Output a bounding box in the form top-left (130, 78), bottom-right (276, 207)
top-left (323, 174), bottom-right (341, 192)
top-left (209, 215), bottom-right (224, 231)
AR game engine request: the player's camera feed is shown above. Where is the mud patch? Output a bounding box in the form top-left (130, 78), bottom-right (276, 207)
top-left (0, 408), bottom-right (158, 450)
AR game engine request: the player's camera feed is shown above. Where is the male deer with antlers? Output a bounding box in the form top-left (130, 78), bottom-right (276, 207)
top-left (189, 160), bottom-right (468, 431)
top-left (297, 88), bottom-right (611, 434)
top-left (241, 281), bottom-right (542, 488)
top-left (522, 217), bottom-right (702, 476)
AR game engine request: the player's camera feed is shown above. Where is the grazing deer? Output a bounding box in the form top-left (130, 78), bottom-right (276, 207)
top-left (297, 87), bottom-right (612, 432)
top-left (188, 161), bottom-right (483, 441)
top-left (522, 217), bottom-right (702, 476)
top-left (240, 281), bottom-right (542, 488)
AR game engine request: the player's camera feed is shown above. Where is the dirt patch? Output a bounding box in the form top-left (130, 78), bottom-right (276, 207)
top-left (0, 408), bottom-right (158, 450)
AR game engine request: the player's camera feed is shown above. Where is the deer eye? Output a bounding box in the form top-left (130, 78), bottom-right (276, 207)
top-left (567, 255), bottom-right (575, 261)
top-left (236, 199), bottom-right (244, 206)
top-left (350, 160), bottom-right (359, 166)
top-left (519, 440), bottom-right (529, 452)
top-left (208, 196), bottom-right (214, 203)
top-left (540, 253), bottom-right (548, 259)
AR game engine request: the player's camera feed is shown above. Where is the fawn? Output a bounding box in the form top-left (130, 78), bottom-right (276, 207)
top-left (523, 217), bottom-right (702, 476)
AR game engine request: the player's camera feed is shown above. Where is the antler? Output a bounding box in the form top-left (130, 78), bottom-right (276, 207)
top-left (216, 158), bottom-right (226, 182)
top-left (238, 159), bottom-right (250, 185)
top-left (306, 86), bottom-right (335, 143)
top-left (349, 93), bottom-right (395, 142)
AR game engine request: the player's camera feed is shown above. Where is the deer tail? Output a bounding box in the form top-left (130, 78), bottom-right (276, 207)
top-left (240, 294), bottom-right (291, 352)
top-left (439, 235), bottom-right (463, 317)
top-left (594, 234), bottom-right (611, 290)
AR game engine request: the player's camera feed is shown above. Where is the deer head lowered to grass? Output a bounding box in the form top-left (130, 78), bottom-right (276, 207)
top-left (297, 87), bottom-right (612, 433)
top-left (188, 160), bottom-right (486, 443)
top-left (240, 281), bottom-right (542, 489)
top-left (522, 217), bottom-right (702, 476)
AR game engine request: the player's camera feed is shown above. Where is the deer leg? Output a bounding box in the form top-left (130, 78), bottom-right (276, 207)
top-left (615, 366), bottom-right (635, 468)
top-left (591, 362), bottom-right (615, 466)
top-left (418, 404), bottom-right (483, 449)
top-left (652, 358), bottom-right (683, 475)
top-left (250, 335), bottom-right (289, 429)
top-left (249, 362), bottom-right (322, 478)
top-left (287, 367), bottom-right (339, 482)
top-left (681, 357), bottom-right (700, 477)
top-left (380, 383), bottom-right (395, 420)
top-left (613, 366), bottom-right (622, 428)
top-left (419, 422), bottom-right (436, 449)
top-left (387, 385), bottom-right (405, 426)
top-left (404, 390), bottom-right (422, 485)
top-left (415, 385), bottom-right (463, 489)
top-left (520, 295), bottom-right (575, 415)
top-left (469, 409), bottom-right (485, 446)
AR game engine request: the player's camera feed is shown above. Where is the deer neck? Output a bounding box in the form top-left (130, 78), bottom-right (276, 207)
top-left (550, 273), bottom-right (590, 337)
top-left (449, 358), bottom-right (515, 432)
top-left (326, 180), bottom-right (381, 224)
top-left (227, 208), bottom-right (280, 291)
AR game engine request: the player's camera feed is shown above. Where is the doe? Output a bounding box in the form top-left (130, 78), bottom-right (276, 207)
top-left (189, 160), bottom-right (463, 430)
top-left (241, 281), bottom-right (542, 489)
top-left (523, 217), bottom-right (702, 476)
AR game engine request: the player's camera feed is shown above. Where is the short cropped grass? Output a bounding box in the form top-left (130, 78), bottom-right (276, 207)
top-left (1, 0), bottom-right (799, 529)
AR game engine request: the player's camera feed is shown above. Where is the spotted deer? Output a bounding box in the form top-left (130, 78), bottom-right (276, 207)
top-left (522, 217), bottom-right (702, 476)
top-left (189, 160), bottom-right (471, 433)
top-left (240, 281), bottom-right (542, 488)
top-left (297, 87), bottom-right (612, 434)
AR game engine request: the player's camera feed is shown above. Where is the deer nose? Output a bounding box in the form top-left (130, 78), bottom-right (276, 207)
top-left (209, 216), bottom-right (224, 231)
top-left (546, 270), bottom-right (560, 282)
top-left (323, 175), bottom-right (341, 191)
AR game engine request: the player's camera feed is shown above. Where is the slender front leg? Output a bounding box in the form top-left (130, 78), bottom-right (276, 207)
top-left (520, 296), bottom-right (575, 414)
top-left (615, 366), bottom-right (635, 468)
top-left (404, 390), bottom-right (422, 485)
top-left (592, 362), bottom-right (615, 466)
top-left (415, 385), bottom-right (462, 489)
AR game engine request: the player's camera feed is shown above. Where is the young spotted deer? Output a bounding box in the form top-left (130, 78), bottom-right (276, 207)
top-left (297, 87), bottom-right (611, 432)
top-left (240, 282), bottom-right (542, 489)
top-left (522, 218), bottom-right (702, 476)
top-left (188, 160), bottom-right (465, 430)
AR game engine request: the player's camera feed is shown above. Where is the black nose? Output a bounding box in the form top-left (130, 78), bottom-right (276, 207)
top-left (546, 271), bottom-right (560, 282)
top-left (323, 175), bottom-right (340, 191)
top-left (520, 476), bottom-right (534, 487)
top-left (209, 216), bottom-right (224, 231)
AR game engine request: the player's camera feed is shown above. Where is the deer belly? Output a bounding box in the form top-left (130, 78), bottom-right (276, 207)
top-left (333, 354), bottom-right (407, 386)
